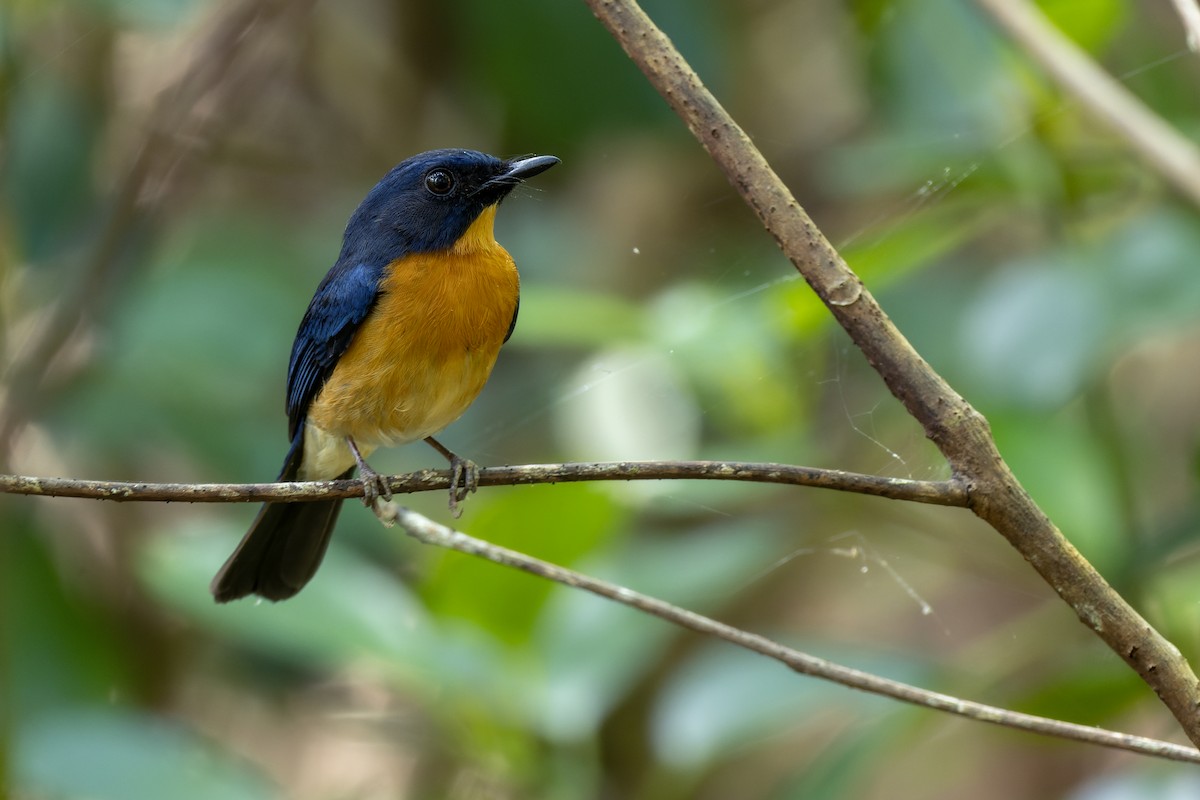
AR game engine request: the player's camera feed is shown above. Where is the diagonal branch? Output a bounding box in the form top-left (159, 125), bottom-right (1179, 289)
top-left (390, 506), bottom-right (1200, 764)
top-left (0, 461), bottom-right (966, 506)
top-left (976, 0), bottom-right (1200, 207)
top-left (582, 0), bottom-right (1200, 744)
top-left (1170, 0), bottom-right (1200, 51)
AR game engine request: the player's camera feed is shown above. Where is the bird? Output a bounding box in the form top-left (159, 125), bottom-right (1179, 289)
top-left (211, 148), bottom-right (559, 603)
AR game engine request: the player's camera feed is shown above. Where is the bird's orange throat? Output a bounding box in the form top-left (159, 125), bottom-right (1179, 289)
top-left (451, 204), bottom-right (499, 255)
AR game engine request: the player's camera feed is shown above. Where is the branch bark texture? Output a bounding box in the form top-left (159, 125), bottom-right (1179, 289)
top-left (582, 0), bottom-right (1200, 743)
top-left (0, 462), bottom-right (964, 505)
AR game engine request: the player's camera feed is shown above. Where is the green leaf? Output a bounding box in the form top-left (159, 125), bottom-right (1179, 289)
top-left (1037, 0), bottom-right (1126, 53)
top-left (651, 638), bottom-right (927, 767)
top-left (3, 75), bottom-right (99, 261)
top-left (1014, 662), bottom-right (1143, 725)
top-left (4, 519), bottom-right (131, 725)
top-left (53, 212), bottom-right (332, 477)
top-left (15, 709), bottom-right (274, 800)
top-left (456, 0), bottom-right (717, 143)
top-left (140, 521), bottom-right (444, 682)
top-left (960, 256), bottom-right (1109, 408)
top-left (988, 411), bottom-right (1124, 571)
top-left (97, 0), bottom-right (202, 28)
top-left (422, 483), bottom-right (622, 646)
top-left (841, 202), bottom-right (989, 287)
top-left (529, 521), bottom-right (782, 740)
top-left (514, 285), bottom-right (644, 347)
top-left (552, 344), bottom-right (702, 470)
top-left (1065, 767), bottom-right (1200, 799)
top-left (1148, 558), bottom-right (1200, 658)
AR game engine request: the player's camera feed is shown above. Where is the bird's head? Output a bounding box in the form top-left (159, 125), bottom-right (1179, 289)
top-left (342, 149), bottom-right (559, 263)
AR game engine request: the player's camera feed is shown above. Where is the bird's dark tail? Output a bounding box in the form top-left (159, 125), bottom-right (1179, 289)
top-left (211, 436), bottom-right (350, 603)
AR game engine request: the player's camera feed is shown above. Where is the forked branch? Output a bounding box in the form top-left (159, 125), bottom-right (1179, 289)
top-left (582, 0), bottom-right (1200, 745)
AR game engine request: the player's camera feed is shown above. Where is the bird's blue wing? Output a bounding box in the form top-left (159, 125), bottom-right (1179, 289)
top-left (286, 260), bottom-right (386, 441)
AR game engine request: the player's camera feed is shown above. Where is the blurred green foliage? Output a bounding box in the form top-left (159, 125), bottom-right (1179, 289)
top-left (4, 0), bottom-right (1200, 798)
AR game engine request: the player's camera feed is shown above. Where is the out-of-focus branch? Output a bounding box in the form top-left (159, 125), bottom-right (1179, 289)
top-left (0, 461), bottom-right (967, 506)
top-left (390, 506), bottom-right (1200, 764)
top-left (0, 0), bottom-right (300, 461)
top-left (582, 0), bottom-right (1200, 745)
top-left (976, 0), bottom-right (1200, 207)
top-left (1169, 0), bottom-right (1200, 51)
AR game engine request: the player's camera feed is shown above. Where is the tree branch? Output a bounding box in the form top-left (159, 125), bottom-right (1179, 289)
top-left (0, 461), bottom-right (966, 506)
top-left (9, 0), bottom-right (1197, 763)
top-left (10, 464), bottom-right (1192, 761)
top-left (389, 506), bottom-right (1200, 764)
top-left (976, 0), bottom-right (1200, 207)
top-left (1170, 0), bottom-right (1200, 51)
top-left (583, 0), bottom-right (1200, 744)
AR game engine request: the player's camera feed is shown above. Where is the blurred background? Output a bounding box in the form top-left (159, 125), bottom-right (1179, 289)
top-left (4, 0), bottom-right (1200, 797)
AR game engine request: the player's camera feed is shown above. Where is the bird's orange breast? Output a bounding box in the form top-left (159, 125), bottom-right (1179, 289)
top-left (302, 205), bottom-right (518, 478)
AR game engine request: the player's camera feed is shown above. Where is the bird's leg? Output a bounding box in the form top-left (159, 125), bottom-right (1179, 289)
top-left (424, 436), bottom-right (478, 518)
top-left (347, 436), bottom-right (391, 508)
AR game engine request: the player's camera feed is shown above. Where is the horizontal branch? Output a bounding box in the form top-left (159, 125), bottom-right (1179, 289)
top-left (0, 461), bottom-right (967, 506)
top-left (391, 505), bottom-right (1200, 764)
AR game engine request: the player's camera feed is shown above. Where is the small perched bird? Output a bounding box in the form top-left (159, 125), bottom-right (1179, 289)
top-left (212, 149), bottom-right (559, 603)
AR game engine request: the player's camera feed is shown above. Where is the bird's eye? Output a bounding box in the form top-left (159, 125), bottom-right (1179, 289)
top-left (425, 169), bottom-right (454, 195)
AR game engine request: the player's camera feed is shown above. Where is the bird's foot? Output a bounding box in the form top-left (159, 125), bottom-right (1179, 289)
top-left (424, 436), bottom-right (479, 518)
top-left (447, 454), bottom-right (479, 519)
top-left (361, 465), bottom-right (399, 526)
top-left (347, 436), bottom-right (391, 510)
top-left (359, 461), bottom-right (393, 509)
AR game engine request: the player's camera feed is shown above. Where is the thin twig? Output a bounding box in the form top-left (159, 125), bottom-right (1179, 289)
top-left (976, 0), bottom-right (1200, 207)
top-left (391, 506), bottom-right (1200, 764)
top-left (583, 0), bottom-right (1200, 744)
top-left (0, 461), bottom-right (967, 506)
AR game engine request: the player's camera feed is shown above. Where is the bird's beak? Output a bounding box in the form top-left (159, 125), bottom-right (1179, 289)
top-left (502, 154), bottom-right (560, 182)
top-left (475, 154), bottom-right (560, 200)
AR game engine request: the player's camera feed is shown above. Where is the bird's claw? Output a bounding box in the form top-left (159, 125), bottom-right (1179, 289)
top-left (447, 455), bottom-right (479, 518)
top-left (347, 436), bottom-right (391, 512)
top-left (358, 462), bottom-right (392, 509)
top-left (363, 468), bottom-right (399, 526)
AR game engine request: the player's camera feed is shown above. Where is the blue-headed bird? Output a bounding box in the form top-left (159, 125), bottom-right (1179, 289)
top-left (212, 149), bottom-right (559, 602)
